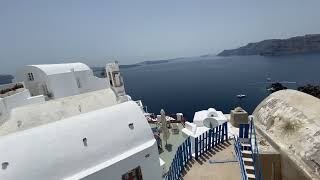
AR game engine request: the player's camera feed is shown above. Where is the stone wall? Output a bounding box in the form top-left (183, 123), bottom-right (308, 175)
top-left (253, 89), bottom-right (320, 180)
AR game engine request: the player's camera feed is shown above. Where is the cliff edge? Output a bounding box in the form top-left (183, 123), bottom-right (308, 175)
top-left (218, 34), bottom-right (320, 56)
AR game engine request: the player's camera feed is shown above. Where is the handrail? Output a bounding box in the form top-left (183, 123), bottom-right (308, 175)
top-left (165, 122), bottom-right (228, 180)
top-left (249, 116), bottom-right (263, 180)
top-left (165, 137), bottom-right (192, 180)
top-left (233, 136), bottom-right (248, 180)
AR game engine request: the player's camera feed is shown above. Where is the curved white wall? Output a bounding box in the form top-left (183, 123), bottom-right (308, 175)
top-left (0, 101), bottom-right (162, 180)
top-left (15, 64), bottom-right (110, 99)
top-left (15, 66), bottom-right (48, 96)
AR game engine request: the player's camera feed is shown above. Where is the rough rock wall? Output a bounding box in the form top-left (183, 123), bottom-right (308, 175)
top-left (253, 90), bottom-right (320, 179)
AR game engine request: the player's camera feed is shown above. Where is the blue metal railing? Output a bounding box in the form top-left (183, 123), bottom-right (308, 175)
top-left (233, 136), bottom-right (248, 180)
top-left (165, 122), bottom-right (228, 180)
top-left (194, 122), bottom-right (228, 160)
top-left (237, 117), bottom-right (264, 180)
top-left (249, 116), bottom-right (263, 180)
top-left (165, 137), bottom-right (192, 180)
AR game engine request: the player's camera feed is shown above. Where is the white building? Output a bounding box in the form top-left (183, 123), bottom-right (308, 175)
top-left (0, 62), bottom-right (162, 179)
top-left (105, 62), bottom-right (130, 102)
top-left (15, 63), bottom-right (109, 99)
top-left (0, 62), bottom-right (128, 128)
top-left (0, 82), bottom-right (45, 125)
top-left (0, 101), bottom-right (162, 180)
top-left (193, 108), bottom-right (227, 128)
top-left (182, 108), bottom-right (227, 154)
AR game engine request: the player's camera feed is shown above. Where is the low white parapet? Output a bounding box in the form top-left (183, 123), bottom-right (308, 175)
top-left (176, 113), bottom-right (183, 121)
top-left (159, 158), bottom-right (166, 176)
top-left (182, 122), bottom-right (210, 156)
top-left (193, 108), bottom-right (227, 128)
top-left (185, 122), bottom-right (197, 134)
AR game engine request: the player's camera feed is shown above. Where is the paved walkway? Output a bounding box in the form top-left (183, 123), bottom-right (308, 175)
top-left (181, 141), bottom-right (241, 180)
top-left (157, 123), bottom-right (187, 172)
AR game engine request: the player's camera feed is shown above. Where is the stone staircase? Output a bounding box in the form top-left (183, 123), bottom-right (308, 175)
top-left (240, 140), bottom-right (256, 180)
top-left (234, 117), bottom-right (263, 180)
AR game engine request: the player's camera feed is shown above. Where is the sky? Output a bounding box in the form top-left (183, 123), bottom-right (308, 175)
top-left (0, 0), bottom-right (320, 73)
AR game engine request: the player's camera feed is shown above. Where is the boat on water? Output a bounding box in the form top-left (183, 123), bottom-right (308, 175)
top-left (0, 62), bottom-right (319, 180)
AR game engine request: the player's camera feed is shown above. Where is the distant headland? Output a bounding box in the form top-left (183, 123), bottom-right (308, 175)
top-left (217, 34), bottom-right (320, 56)
top-left (0, 74), bottom-right (14, 84)
top-left (118, 57), bottom-right (186, 69)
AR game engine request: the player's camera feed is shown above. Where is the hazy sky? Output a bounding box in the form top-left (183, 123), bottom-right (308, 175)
top-left (1, 0), bottom-right (320, 73)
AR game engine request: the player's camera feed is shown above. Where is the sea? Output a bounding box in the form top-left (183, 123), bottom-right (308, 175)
top-left (1, 54), bottom-right (320, 121)
top-left (120, 54), bottom-right (320, 120)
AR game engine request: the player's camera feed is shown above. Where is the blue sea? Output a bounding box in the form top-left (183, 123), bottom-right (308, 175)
top-left (121, 54), bottom-right (320, 121)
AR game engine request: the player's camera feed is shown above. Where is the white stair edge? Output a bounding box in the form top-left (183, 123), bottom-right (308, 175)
top-left (243, 157), bottom-right (253, 162)
top-left (247, 173), bottom-right (256, 179)
top-left (244, 165), bottom-right (254, 170)
top-left (241, 150), bottom-right (252, 154)
top-left (241, 143), bottom-right (251, 147)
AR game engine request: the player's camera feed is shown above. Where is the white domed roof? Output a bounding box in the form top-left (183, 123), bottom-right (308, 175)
top-left (253, 89), bottom-right (320, 179)
top-left (207, 108), bottom-right (218, 117)
top-left (29, 63), bottom-right (90, 75)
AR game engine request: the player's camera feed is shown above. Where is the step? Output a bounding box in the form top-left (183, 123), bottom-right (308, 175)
top-left (241, 150), bottom-right (252, 154)
top-left (244, 165), bottom-right (254, 171)
top-left (241, 142), bottom-right (251, 147)
top-left (243, 157), bottom-right (253, 165)
top-left (240, 143), bottom-right (252, 151)
top-left (243, 157), bottom-right (253, 162)
top-left (241, 150), bottom-right (252, 158)
top-left (247, 173), bottom-right (256, 179)
top-left (239, 138), bottom-right (250, 143)
top-left (245, 165), bottom-right (255, 174)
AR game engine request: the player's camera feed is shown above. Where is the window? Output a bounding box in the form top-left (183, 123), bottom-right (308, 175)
top-left (76, 78), bottom-right (81, 88)
top-left (112, 71), bottom-right (123, 87)
top-left (108, 72), bottom-right (113, 86)
top-left (27, 73), bottom-right (34, 81)
top-left (122, 166), bottom-right (143, 180)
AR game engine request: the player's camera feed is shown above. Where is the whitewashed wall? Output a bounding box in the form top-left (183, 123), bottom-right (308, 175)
top-left (14, 66), bottom-right (48, 96)
top-left (73, 71), bottom-right (109, 94)
top-left (0, 89), bottom-right (45, 126)
top-left (80, 141), bottom-right (162, 180)
top-left (0, 88), bottom-right (117, 136)
top-left (15, 65), bottom-right (109, 99)
top-left (47, 73), bottom-right (79, 98)
top-left (0, 99), bottom-right (9, 125)
top-left (3, 89), bottom-right (44, 110)
top-left (0, 101), bottom-right (162, 180)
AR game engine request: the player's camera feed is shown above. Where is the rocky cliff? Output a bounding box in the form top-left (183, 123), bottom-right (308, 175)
top-left (218, 34), bottom-right (320, 56)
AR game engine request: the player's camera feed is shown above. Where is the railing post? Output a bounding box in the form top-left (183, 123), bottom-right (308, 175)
top-left (218, 124), bottom-right (222, 144)
top-left (188, 137), bottom-right (192, 160)
top-left (201, 133), bottom-right (205, 155)
top-left (215, 126), bottom-right (218, 146)
top-left (208, 129), bottom-right (212, 150)
top-left (225, 122), bottom-right (228, 142)
top-left (180, 147), bottom-right (183, 174)
top-left (200, 134), bottom-right (202, 156)
top-left (221, 123), bottom-right (225, 143)
top-left (184, 140), bottom-right (187, 164)
top-left (195, 137), bottom-right (198, 160)
top-left (205, 131), bottom-right (208, 153)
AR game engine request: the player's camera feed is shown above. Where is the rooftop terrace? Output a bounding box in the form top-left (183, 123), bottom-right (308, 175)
top-left (150, 117), bottom-right (244, 180)
top-left (182, 140), bottom-right (241, 180)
